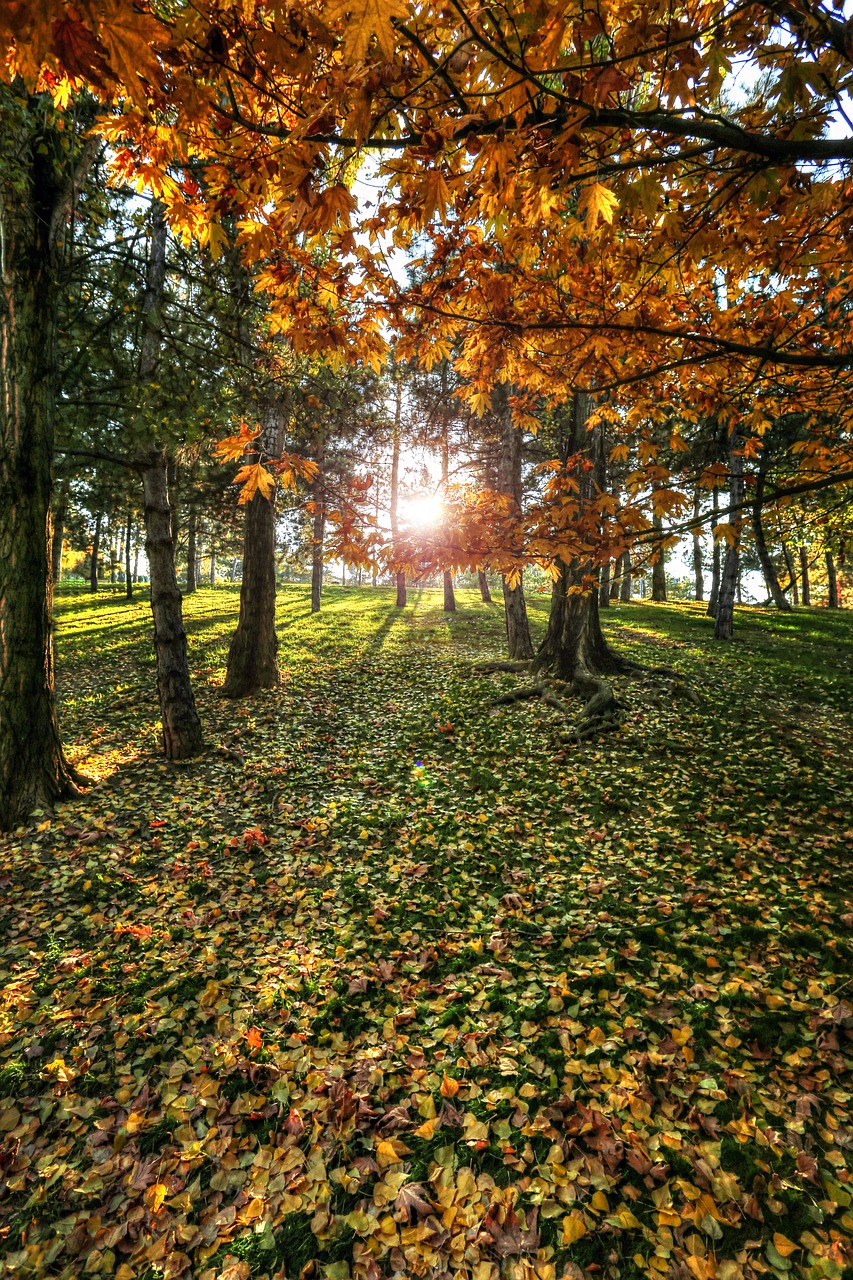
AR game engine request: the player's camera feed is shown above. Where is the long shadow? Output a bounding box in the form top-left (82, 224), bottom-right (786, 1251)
top-left (366, 606), bottom-right (404, 654)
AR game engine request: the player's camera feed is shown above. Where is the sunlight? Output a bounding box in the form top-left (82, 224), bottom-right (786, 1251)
top-left (400, 492), bottom-right (444, 528)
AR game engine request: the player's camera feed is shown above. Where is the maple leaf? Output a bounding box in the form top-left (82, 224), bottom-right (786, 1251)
top-left (394, 1182), bottom-right (433, 1221)
top-left (577, 182), bottom-right (619, 229)
top-left (324, 0), bottom-right (409, 63)
top-left (234, 462), bottom-right (276, 504)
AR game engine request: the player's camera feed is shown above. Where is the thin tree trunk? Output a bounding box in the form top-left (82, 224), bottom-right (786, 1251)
top-left (136, 201), bottom-right (202, 755)
top-left (651, 514), bottom-right (667, 601)
top-left (133, 543), bottom-right (140, 584)
top-left (390, 375), bottom-right (406, 608)
top-left (52, 476), bottom-right (70, 590)
top-left (311, 488), bottom-right (325, 613)
top-left (782, 542), bottom-right (798, 607)
top-left (185, 507), bottom-right (197, 594)
top-left (495, 383), bottom-right (534, 658)
top-left (714, 432), bottom-right (746, 640)
top-left (90, 512), bottom-right (102, 593)
top-left (692, 487), bottom-right (704, 601)
top-left (222, 404), bottom-right (285, 696)
top-left (125, 509), bottom-right (133, 600)
top-left (620, 550), bottom-right (632, 602)
top-left (707, 487), bottom-right (721, 617)
top-left (209, 551), bottom-right (216, 587)
top-left (0, 90), bottom-right (86, 827)
top-left (109, 521), bottom-right (117, 584)
top-left (800, 546), bottom-right (811, 605)
top-left (599, 560), bottom-right (611, 608)
top-left (826, 550), bottom-right (840, 608)
top-left (752, 471), bottom-right (791, 611)
top-left (478, 568), bottom-right (492, 602)
top-left (440, 373), bottom-right (456, 613)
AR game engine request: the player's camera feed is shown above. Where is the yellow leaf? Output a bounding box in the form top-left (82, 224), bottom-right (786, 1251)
top-left (440, 1073), bottom-right (460, 1097)
top-left (144, 1182), bottom-right (167, 1213)
top-left (324, 0), bottom-right (408, 62)
top-left (562, 1212), bottom-right (587, 1244)
top-left (376, 1139), bottom-right (408, 1167)
top-left (773, 1234), bottom-right (798, 1258)
top-left (577, 182), bottom-right (619, 229)
top-left (234, 462), bottom-right (276, 504)
top-left (414, 1117), bottom-right (437, 1139)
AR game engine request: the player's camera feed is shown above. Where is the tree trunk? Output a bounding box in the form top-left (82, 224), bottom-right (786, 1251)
top-left (52, 476), bottom-right (70, 590)
top-left (136, 201), bottom-right (202, 756)
top-left (311, 475), bottom-right (325, 613)
top-left (133, 543), bottom-right (140, 583)
top-left (752, 471), bottom-right (791, 611)
top-left (651, 514), bottom-right (667, 601)
top-left (125, 509), bottom-right (133, 600)
top-left (222, 404), bottom-right (285, 696)
top-left (390, 376), bottom-right (407, 609)
top-left (714, 432), bottom-right (746, 640)
top-left (826, 550), bottom-right (840, 608)
top-left (141, 452), bottom-right (203, 756)
top-left (619, 550), bottom-right (632, 602)
top-left (185, 506), bottom-right (197, 594)
top-left (209, 551), bottom-right (216, 587)
top-left (440, 393), bottom-right (456, 612)
top-left (692, 487), bottom-right (704, 601)
top-left (800, 546), bottom-right (811, 606)
top-left (599, 560), bottom-right (611, 608)
top-left (707, 487), bottom-right (721, 617)
top-left (782, 542), bottom-right (798, 606)
top-left (478, 568), bottom-right (492, 602)
top-left (90, 511), bottom-right (102, 592)
top-left (495, 384), bottom-right (534, 658)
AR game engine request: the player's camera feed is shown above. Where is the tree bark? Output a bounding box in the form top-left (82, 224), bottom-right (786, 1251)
top-left (440, 379), bottom-right (456, 612)
top-left (752, 470), bottom-right (791, 611)
top-left (800, 546), bottom-right (811, 605)
top-left (651, 514), bottom-right (667, 601)
top-left (52, 476), bottom-right (70, 590)
top-left (782, 542), bottom-right (798, 606)
top-left (495, 384), bottom-right (534, 658)
top-left (599, 560), bottom-right (611, 608)
top-left (209, 550), bottom-right (216, 587)
top-left (619, 550), bottom-right (632, 602)
top-left (90, 511), bottom-right (102, 592)
top-left (390, 375), bottom-right (407, 608)
top-left (714, 432), bottom-right (745, 640)
top-left (136, 201), bottom-right (202, 755)
top-left (707, 487), bottom-right (721, 616)
top-left (826, 550), bottom-right (840, 608)
top-left (185, 506), bottom-right (197, 594)
top-left (125, 509), bottom-right (133, 600)
top-left (478, 568), bottom-right (492, 602)
top-left (222, 403), bottom-right (285, 696)
top-left (311, 483), bottom-right (325, 613)
top-left (692, 487), bottom-right (704, 601)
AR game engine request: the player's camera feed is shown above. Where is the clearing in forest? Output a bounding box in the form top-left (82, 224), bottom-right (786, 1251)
top-left (1, 590), bottom-right (852, 1280)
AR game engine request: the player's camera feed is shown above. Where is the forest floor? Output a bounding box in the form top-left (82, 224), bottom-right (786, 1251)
top-left (1, 588), bottom-right (852, 1280)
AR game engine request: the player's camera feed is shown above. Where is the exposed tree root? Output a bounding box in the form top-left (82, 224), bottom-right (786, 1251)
top-left (474, 660), bottom-right (532, 675)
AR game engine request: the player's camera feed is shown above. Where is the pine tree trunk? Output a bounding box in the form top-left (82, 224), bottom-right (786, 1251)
top-left (90, 512), bottom-right (102, 592)
top-left (800, 546), bottom-right (811, 605)
top-left (599, 561), bottom-right (611, 608)
top-left (125, 509), bottom-right (133, 600)
top-left (311, 477), bottom-right (325, 614)
top-left (752, 471), bottom-right (791, 611)
top-left (222, 405), bottom-right (285, 696)
top-left (52, 476), bottom-right (70, 590)
top-left (826, 551), bottom-right (840, 608)
top-left (441, 396), bottom-right (456, 612)
top-left (619, 550), bottom-right (632, 602)
top-left (478, 569), bottom-right (492, 602)
top-left (707, 488), bottom-right (721, 617)
top-left (209, 551), bottom-right (216, 587)
top-left (390, 376), bottom-right (407, 609)
top-left (141, 452), bottom-right (203, 756)
top-left (185, 507), bottom-right (197, 594)
top-left (496, 383), bottom-right (533, 658)
top-left (782, 542), bottom-right (798, 606)
top-left (692, 487), bottom-right (704, 601)
top-left (714, 434), bottom-right (745, 640)
top-left (651, 514), bottom-right (667, 601)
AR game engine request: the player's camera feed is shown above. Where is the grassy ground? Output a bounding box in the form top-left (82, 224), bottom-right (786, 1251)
top-left (1, 588), bottom-right (851, 1280)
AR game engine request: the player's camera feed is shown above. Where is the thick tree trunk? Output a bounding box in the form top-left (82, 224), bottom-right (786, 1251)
top-left (443, 571), bottom-right (456, 611)
top-left (619, 550), bottom-right (632, 602)
top-left (90, 511), bottom-right (102, 592)
top-left (390, 378), bottom-right (407, 609)
top-left (714, 433), bottom-right (745, 640)
top-left (599, 560), bottom-right (611, 608)
top-left (800, 546), bottom-right (811, 606)
top-left (52, 476), bottom-right (70, 590)
top-left (692, 487), bottom-right (704, 601)
top-left (185, 507), bottom-right (197, 595)
top-left (496, 384), bottom-right (533, 658)
top-left (826, 551), bottom-right (840, 608)
top-left (478, 569), bottom-right (492, 602)
top-left (707, 487), bottom-right (721, 617)
top-left (136, 201), bottom-right (202, 755)
top-left (311, 479), bottom-right (325, 613)
top-left (141, 453), bottom-right (203, 756)
top-left (222, 404), bottom-right (285, 696)
top-left (125, 509), bottom-right (133, 600)
top-left (752, 471), bottom-right (791, 611)
top-left (782, 542), bottom-right (798, 606)
top-left (535, 560), bottom-right (626, 685)
top-left (651, 514), bottom-right (667, 601)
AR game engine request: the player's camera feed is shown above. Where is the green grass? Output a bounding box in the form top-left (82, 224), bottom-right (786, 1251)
top-left (0, 587), bottom-right (851, 1280)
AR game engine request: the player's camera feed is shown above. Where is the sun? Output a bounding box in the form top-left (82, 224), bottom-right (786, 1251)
top-left (401, 493), bottom-right (444, 528)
